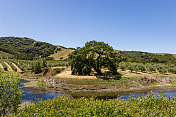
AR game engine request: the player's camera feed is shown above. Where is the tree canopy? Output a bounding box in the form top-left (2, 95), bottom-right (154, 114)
top-left (0, 37), bottom-right (57, 58)
top-left (69, 40), bottom-right (119, 75)
top-left (115, 51), bottom-right (176, 63)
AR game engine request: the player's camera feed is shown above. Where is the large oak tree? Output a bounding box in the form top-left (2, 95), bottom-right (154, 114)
top-left (69, 40), bottom-right (119, 75)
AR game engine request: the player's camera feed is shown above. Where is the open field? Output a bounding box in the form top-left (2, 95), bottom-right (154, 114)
top-left (49, 46), bottom-right (74, 60)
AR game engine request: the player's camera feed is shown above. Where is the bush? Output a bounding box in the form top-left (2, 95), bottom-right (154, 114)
top-left (44, 68), bottom-right (65, 76)
top-left (54, 68), bottom-right (65, 74)
top-left (0, 72), bottom-right (22, 116)
top-left (9, 94), bottom-right (176, 116)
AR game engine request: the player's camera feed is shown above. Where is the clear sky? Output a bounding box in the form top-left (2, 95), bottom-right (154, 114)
top-left (0, 0), bottom-right (176, 53)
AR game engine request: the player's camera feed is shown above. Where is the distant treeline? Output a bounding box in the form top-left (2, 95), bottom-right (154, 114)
top-left (119, 62), bottom-right (176, 74)
top-left (0, 37), bottom-right (57, 59)
top-left (116, 51), bottom-right (176, 63)
top-left (1, 37), bottom-right (176, 63)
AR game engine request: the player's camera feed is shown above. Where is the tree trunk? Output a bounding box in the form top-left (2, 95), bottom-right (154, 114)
top-left (94, 68), bottom-right (102, 75)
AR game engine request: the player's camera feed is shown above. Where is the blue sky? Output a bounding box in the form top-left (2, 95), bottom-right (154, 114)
top-left (0, 0), bottom-right (176, 53)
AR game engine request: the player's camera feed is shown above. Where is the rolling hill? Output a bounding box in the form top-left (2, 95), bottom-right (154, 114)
top-left (49, 46), bottom-right (75, 60)
top-left (115, 50), bottom-right (176, 63)
top-left (0, 37), bottom-right (176, 63)
top-left (0, 51), bottom-right (14, 59)
top-left (0, 37), bottom-right (57, 58)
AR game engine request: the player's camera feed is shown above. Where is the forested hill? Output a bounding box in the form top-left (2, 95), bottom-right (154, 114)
top-left (0, 37), bottom-right (176, 63)
top-left (115, 51), bottom-right (176, 63)
top-left (0, 37), bottom-right (57, 58)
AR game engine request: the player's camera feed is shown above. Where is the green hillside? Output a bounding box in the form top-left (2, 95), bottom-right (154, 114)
top-left (49, 46), bottom-right (75, 60)
top-left (115, 50), bottom-right (176, 63)
top-left (0, 37), bottom-right (57, 58)
top-left (0, 37), bottom-right (175, 63)
top-left (0, 51), bottom-right (14, 59)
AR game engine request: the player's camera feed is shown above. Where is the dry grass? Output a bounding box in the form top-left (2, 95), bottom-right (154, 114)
top-left (56, 69), bottom-right (97, 79)
top-left (4, 62), bottom-right (13, 71)
top-left (153, 52), bottom-right (176, 58)
top-left (12, 63), bottom-right (22, 72)
top-left (0, 63), bottom-right (4, 71)
top-left (49, 46), bottom-right (74, 60)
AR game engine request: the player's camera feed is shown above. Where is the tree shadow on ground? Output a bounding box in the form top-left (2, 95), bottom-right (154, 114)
top-left (96, 72), bottom-right (122, 80)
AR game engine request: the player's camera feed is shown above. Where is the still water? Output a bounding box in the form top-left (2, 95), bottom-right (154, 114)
top-left (20, 80), bottom-right (68, 101)
top-left (20, 80), bottom-right (176, 101)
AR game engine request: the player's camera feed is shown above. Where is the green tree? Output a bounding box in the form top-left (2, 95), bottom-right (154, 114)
top-left (31, 62), bottom-right (34, 71)
top-left (0, 72), bottom-right (22, 116)
top-left (133, 63), bottom-right (139, 73)
top-left (34, 61), bottom-right (42, 74)
top-left (168, 66), bottom-right (176, 74)
top-left (137, 63), bottom-right (146, 72)
top-left (42, 59), bottom-right (47, 68)
top-left (127, 63), bottom-right (135, 72)
top-left (157, 66), bottom-right (167, 74)
top-left (119, 62), bottom-right (128, 71)
top-left (69, 40), bottom-right (118, 75)
top-left (145, 63), bottom-right (156, 73)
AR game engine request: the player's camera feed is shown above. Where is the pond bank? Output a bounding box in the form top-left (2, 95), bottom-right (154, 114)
top-left (21, 76), bottom-right (176, 99)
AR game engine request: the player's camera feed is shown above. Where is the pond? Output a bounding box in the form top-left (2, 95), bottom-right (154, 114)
top-left (20, 80), bottom-right (176, 101)
top-left (20, 80), bottom-right (69, 101)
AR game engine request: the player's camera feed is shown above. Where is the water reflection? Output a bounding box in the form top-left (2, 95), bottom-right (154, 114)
top-left (118, 91), bottom-right (176, 99)
top-left (20, 80), bottom-right (68, 101)
top-left (20, 80), bottom-right (176, 101)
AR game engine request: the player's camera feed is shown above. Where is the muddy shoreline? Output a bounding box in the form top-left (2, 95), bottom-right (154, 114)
top-left (21, 78), bottom-right (176, 98)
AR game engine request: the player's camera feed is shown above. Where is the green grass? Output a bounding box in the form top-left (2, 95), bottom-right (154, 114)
top-left (9, 94), bottom-right (176, 116)
top-left (170, 82), bottom-right (176, 86)
top-left (54, 75), bottom-right (141, 90)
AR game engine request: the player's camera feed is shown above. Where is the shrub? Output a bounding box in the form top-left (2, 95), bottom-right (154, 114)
top-left (44, 68), bottom-right (65, 76)
top-left (54, 68), bottom-right (65, 74)
top-left (9, 94), bottom-right (176, 116)
top-left (0, 72), bottom-right (22, 116)
top-left (139, 75), bottom-right (159, 84)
